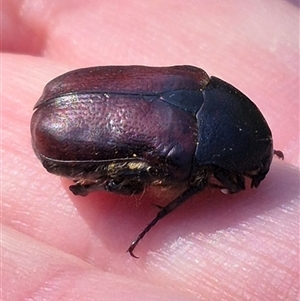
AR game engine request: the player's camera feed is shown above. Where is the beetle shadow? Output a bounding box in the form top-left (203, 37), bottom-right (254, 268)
top-left (68, 183), bottom-right (166, 256)
top-left (286, 0), bottom-right (299, 7)
top-left (145, 162), bottom-right (297, 253)
top-left (69, 162), bottom-right (297, 258)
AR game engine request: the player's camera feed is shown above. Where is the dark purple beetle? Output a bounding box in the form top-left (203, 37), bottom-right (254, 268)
top-left (30, 65), bottom-right (283, 257)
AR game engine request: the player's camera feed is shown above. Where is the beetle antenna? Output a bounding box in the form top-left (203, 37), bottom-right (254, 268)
top-left (127, 185), bottom-right (205, 258)
top-left (274, 150), bottom-right (284, 160)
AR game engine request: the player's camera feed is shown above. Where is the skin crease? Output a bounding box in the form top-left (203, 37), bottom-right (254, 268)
top-left (1, 0), bottom-right (299, 300)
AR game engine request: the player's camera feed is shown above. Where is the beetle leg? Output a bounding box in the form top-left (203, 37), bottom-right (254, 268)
top-left (127, 184), bottom-right (205, 258)
top-left (70, 181), bottom-right (106, 196)
top-left (105, 179), bottom-right (145, 195)
top-left (213, 168), bottom-right (245, 193)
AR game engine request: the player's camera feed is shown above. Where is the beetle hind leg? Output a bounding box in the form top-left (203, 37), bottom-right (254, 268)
top-left (127, 184), bottom-right (206, 258)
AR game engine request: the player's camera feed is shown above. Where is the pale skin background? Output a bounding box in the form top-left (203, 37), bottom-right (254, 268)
top-left (1, 0), bottom-right (299, 300)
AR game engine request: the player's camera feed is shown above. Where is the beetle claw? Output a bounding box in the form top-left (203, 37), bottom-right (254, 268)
top-left (152, 203), bottom-right (163, 210)
top-left (127, 242), bottom-right (139, 259)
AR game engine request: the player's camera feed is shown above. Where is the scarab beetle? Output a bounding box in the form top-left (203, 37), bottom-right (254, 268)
top-left (30, 65), bottom-right (283, 257)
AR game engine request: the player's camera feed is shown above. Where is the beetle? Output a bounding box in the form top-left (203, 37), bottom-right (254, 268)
top-left (30, 65), bottom-right (283, 257)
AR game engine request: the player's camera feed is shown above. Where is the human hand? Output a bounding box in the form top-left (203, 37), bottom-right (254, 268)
top-left (2, 1), bottom-right (299, 300)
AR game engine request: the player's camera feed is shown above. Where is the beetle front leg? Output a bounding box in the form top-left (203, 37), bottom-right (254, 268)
top-left (213, 168), bottom-right (245, 194)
